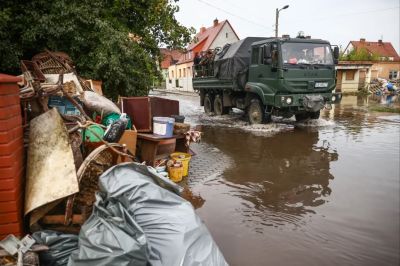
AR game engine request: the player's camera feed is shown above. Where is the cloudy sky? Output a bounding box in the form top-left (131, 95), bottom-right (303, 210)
top-left (175, 0), bottom-right (400, 52)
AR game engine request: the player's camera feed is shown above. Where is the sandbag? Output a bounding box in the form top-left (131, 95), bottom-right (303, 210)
top-left (68, 163), bottom-right (228, 266)
top-left (81, 91), bottom-right (120, 115)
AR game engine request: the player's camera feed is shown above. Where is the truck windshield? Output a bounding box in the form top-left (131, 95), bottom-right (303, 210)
top-left (281, 42), bottom-right (333, 65)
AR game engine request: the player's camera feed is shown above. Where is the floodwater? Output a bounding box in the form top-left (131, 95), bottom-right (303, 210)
top-left (152, 90), bottom-right (400, 265)
top-left (155, 91), bottom-right (400, 266)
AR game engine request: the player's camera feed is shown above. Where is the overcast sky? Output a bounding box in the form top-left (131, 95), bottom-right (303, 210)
top-left (175, 0), bottom-right (400, 52)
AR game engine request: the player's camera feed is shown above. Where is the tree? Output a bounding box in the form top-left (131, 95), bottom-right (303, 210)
top-left (0, 0), bottom-right (194, 99)
top-left (339, 48), bottom-right (380, 61)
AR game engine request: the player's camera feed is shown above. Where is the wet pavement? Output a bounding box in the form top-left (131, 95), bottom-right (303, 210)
top-left (154, 90), bottom-right (400, 266)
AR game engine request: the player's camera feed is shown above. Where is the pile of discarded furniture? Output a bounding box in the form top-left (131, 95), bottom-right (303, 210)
top-left (0, 51), bottom-right (222, 266)
top-left (368, 78), bottom-right (400, 95)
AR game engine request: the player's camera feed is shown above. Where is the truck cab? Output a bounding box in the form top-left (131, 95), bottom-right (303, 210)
top-left (246, 38), bottom-right (340, 122)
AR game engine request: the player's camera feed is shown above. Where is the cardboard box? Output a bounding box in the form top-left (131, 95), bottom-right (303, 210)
top-left (118, 129), bottom-right (137, 156)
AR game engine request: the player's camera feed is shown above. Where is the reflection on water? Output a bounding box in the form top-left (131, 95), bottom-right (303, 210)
top-left (202, 127), bottom-right (338, 226)
top-left (188, 94), bottom-right (399, 266)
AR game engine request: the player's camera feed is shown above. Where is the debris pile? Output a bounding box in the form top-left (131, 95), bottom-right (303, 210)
top-left (369, 78), bottom-right (400, 95)
top-left (0, 50), bottom-right (219, 265)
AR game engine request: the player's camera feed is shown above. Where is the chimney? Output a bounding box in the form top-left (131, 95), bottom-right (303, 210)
top-left (200, 27), bottom-right (206, 33)
top-left (213, 18), bottom-right (219, 27)
top-left (282, 34), bottom-right (290, 38)
top-left (360, 38), bottom-right (366, 42)
top-left (378, 39), bottom-right (383, 45)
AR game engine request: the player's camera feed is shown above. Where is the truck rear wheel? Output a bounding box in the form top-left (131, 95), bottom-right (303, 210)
top-left (247, 99), bottom-right (265, 124)
top-left (213, 95), bottom-right (230, 115)
top-left (204, 94), bottom-right (213, 115)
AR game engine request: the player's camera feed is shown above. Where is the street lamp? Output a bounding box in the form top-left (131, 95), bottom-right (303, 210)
top-left (275, 5), bottom-right (289, 37)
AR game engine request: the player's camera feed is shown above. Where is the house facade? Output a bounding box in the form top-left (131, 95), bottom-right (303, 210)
top-left (159, 48), bottom-right (183, 89)
top-left (341, 38), bottom-right (400, 81)
top-left (337, 39), bottom-right (400, 92)
top-left (167, 18), bottom-right (239, 91)
top-left (336, 61), bottom-right (373, 92)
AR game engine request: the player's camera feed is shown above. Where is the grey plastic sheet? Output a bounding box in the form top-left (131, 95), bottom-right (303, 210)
top-left (68, 163), bottom-right (228, 266)
top-left (32, 230), bottom-right (79, 266)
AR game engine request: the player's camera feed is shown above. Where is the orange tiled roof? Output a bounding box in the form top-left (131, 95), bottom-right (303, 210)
top-left (188, 20), bottom-right (239, 52)
top-left (350, 40), bottom-right (400, 61)
top-left (160, 48), bottom-right (183, 69)
top-left (175, 20), bottom-right (238, 65)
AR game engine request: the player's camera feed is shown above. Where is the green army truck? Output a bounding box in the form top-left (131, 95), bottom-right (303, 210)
top-left (192, 36), bottom-right (341, 124)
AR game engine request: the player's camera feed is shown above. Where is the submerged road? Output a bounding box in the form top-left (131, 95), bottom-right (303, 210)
top-left (154, 90), bottom-right (400, 266)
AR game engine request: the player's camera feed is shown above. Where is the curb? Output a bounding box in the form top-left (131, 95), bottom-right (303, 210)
top-left (151, 89), bottom-right (199, 97)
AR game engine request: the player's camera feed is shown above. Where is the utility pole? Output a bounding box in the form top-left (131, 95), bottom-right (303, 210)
top-left (275, 5), bottom-right (289, 37)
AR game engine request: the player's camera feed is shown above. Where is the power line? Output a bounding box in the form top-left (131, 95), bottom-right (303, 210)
top-left (196, 0), bottom-right (274, 30)
top-left (303, 6), bottom-right (399, 22)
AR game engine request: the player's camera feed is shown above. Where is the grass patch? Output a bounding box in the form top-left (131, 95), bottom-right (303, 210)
top-left (368, 105), bottom-right (400, 113)
top-left (340, 90), bottom-right (371, 96)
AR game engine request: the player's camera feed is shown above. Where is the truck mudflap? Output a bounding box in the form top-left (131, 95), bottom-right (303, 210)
top-left (302, 95), bottom-right (325, 112)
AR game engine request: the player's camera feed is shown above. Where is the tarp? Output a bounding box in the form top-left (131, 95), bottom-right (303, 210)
top-left (214, 37), bottom-right (267, 86)
top-left (68, 163), bottom-right (227, 266)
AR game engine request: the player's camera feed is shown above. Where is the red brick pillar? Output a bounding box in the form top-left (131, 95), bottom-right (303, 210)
top-left (0, 74), bottom-right (24, 238)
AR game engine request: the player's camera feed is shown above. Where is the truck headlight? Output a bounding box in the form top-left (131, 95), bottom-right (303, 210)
top-left (286, 97), bottom-right (293, 105)
top-left (331, 95), bottom-right (336, 102)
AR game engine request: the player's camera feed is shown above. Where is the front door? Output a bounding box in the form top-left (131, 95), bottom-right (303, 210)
top-left (336, 70), bottom-right (343, 92)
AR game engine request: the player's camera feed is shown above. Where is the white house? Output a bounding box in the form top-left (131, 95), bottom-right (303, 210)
top-left (167, 18), bottom-right (239, 91)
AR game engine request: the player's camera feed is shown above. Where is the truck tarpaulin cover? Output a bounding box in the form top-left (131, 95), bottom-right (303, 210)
top-left (68, 163), bottom-right (228, 266)
top-left (214, 37), bottom-right (267, 84)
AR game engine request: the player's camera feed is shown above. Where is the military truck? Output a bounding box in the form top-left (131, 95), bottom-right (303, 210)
top-left (192, 36), bottom-right (341, 124)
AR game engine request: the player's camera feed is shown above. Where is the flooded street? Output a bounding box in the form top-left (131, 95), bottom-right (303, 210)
top-left (156, 91), bottom-right (400, 266)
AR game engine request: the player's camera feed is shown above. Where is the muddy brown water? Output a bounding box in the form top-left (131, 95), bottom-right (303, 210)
top-left (183, 95), bottom-right (400, 266)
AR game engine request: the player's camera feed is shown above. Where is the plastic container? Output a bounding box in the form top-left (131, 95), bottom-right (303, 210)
top-left (153, 117), bottom-right (175, 137)
top-left (171, 115), bottom-right (185, 123)
top-left (170, 152), bottom-right (192, 177)
top-left (48, 96), bottom-right (80, 115)
top-left (83, 125), bottom-right (104, 142)
top-left (168, 165), bottom-right (183, 182)
top-left (102, 112), bottom-right (132, 129)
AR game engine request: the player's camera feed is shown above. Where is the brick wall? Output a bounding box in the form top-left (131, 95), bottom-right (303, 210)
top-left (0, 74), bottom-right (24, 239)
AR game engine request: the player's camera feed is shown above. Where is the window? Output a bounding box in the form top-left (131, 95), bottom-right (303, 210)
top-left (281, 42), bottom-right (334, 65)
top-left (226, 32), bottom-right (228, 38)
top-left (179, 69), bottom-right (181, 78)
top-left (251, 47), bottom-right (259, 64)
top-left (345, 70), bottom-right (356, 80)
top-left (389, 70), bottom-right (398, 79)
top-left (183, 68), bottom-right (186, 77)
top-left (171, 70), bottom-right (174, 78)
top-left (187, 67), bottom-right (191, 77)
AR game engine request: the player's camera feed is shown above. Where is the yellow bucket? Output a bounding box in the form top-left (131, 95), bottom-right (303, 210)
top-left (170, 152), bottom-right (191, 177)
top-left (168, 165), bottom-right (184, 182)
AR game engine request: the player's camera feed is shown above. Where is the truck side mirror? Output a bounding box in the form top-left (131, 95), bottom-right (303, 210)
top-left (333, 46), bottom-right (339, 61)
top-left (263, 45), bottom-right (272, 59)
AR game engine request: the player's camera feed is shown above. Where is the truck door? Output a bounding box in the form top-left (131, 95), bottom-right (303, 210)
top-left (258, 43), bottom-right (279, 86)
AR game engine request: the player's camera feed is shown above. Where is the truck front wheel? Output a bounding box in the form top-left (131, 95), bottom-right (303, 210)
top-left (247, 99), bottom-right (265, 124)
top-left (204, 94), bottom-right (213, 115)
top-left (214, 95), bottom-right (230, 115)
top-left (309, 111), bottom-right (320, 119)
